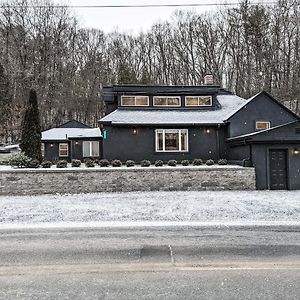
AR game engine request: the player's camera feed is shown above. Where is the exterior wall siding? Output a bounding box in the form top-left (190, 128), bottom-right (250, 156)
top-left (0, 167), bottom-right (256, 196)
top-left (103, 125), bottom-right (227, 162)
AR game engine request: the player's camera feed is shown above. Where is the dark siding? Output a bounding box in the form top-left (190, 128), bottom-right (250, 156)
top-left (103, 125), bottom-right (224, 162)
top-left (226, 144), bottom-right (251, 162)
top-left (44, 142), bottom-right (71, 162)
top-left (228, 94), bottom-right (298, 137)
top-left (59, 120), bottom-right (90, 128)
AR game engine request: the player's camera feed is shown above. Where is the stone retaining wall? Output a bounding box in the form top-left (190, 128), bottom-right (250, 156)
top-left (0, 166), bottom-right (256, 196)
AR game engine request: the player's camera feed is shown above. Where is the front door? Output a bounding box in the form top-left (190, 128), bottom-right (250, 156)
top-left (269, 149), bottom-right (288, 190)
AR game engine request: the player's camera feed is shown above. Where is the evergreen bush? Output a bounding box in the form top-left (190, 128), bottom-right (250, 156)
top-left (111, 159), bottom-right (122, 167)
top-left (218, 159), bottom-right (228, 165)
top-left (26, 159), bottom-right (40, 168)
top-left (99, 159), bottom-right (110, 167)
top-left (193, 158), bottom-right (203, 166)
top-left (141, 160), bottom-right (151, 167)
top-left (56, 160), bottom-right (68, 168)
top-left (155, 160), bottom-right (163, 167)
top-left (181, 160), bottom-right (189, 166)
top-left (71, 159), bottom-right (81, 167)
top-left (168, 159), bottom-right (177, 166)
top-left (206, 159), bottom-right (215, 166)
top-left (8, 152), bottom-right (31, 168)
top-left (41, 161), bottom-right (52, 168)
top-left (126, 160), bottom-right (135, 167)
top-left (85, 159), bottom-right (95, 167)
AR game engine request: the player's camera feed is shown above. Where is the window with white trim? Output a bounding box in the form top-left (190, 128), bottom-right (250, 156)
top-left (155, 129), bottom-right (188, 152)
top-left (185, 96), bottom-right (212, 106)
top-left (41, 143), bottom-right (45, 158)
top-left (255, 121), bottom-right (270, 130)
top-left (59, 143), bottom-right (69, 157)
top-left (121, 95), bottom-right (149, 106)
top-left (83, 141), bottom-right (99, 157)
top-left (153, 96), bottom-right (181, 107)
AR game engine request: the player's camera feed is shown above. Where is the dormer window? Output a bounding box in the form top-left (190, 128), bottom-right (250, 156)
top-left (256, 121), bottom-right (270, 130)
top-left (121, 95), bottom-right (149, 106)
top-left (153, 96), bottom-right (181, 107)
top-left (185, 96), bottom-right (212, 107)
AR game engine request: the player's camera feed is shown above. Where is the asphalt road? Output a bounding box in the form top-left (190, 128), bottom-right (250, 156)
top-left (0, 225), bottom-right (300, 299)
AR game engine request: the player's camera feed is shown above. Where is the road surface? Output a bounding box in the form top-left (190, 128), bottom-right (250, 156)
top-left (0, 225), bottom-right (299, 299)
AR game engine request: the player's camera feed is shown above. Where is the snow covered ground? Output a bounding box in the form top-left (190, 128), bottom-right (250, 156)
top-left (0, 191), bottom-right (299, 227)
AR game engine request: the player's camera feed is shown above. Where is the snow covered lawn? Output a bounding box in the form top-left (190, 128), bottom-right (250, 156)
top-left (0, 191), bottom-right (299, 227)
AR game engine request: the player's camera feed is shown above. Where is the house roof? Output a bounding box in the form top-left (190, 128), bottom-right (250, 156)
top-left (99, 94), bottom-right (250, 125)
top-left (42, 128), bottom-right (102, 141)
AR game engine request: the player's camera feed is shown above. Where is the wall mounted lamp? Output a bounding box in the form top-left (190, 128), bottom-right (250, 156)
top-left (205, 128), bottom-right (211, 134)
top-left (75, 141), bottom-right (79, 145)
top-left (293, 148), bottom-right (300, 155)
top-left (50, 143), bottom-right (54, 148)
top-left (132, 128), bottom-right (138, 135)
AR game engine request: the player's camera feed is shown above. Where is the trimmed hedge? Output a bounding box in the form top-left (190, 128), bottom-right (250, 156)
top-left (218, 159), bottom-right (228, 165)
top-left (141, 160), bottom-right (151, 167)
top-left (111, 159), bottom-right (122, 167)
top-left (181, 160), bottom-right (189, 166)
top-left (99, 159), bottom-right (110, 167)
top-left (193, 158), bottom-right (203, 166)
top-left (71, 159), bottom-right (81, 167)
top-left (206, 159), bottom-right (215, 166)
top-left (155, 160), bottom-right (164, 167)
top-left (56, 160), bottom-right (67, 168)
top-left (41, 161), bottom-right (52, 168)
top-left (126, 160), bottom-right (135, 167)
top-left (168, 159), bottom-right (177, 166)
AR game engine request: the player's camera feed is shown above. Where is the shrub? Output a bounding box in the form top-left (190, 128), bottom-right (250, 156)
top-left (181, 160), bottom-right (189, 166)
top-left (168, 159), bottom-right (177, 166)
top-left (56, 160), bottom-right (68, 168)
top-left (193, 158), bottom-right (203, 166)
top-left (26, 159), bottom-right (40, 168)
top-left (111, 159), bottom-right (122, 167)
top-left (8, 152), bottom-right (31, 168)
top-left (155, 160), bottom-right (164, 167)
top-left (71, 159), bottom-right (81, 167)
top-left (141, 160), bottom-right (151, 167)
top-left (85, 159), bottom-right (95, 167)
top-left (218, 159), bottom-right (228, 165)
top-left (126, 160), bottom-right (135, 167)
top-left (41, 161), bottom-right (52, 168)
top-left (206, 159), bottom-right (215, 166)
top-left (99, 159), bottom-right (110, 167)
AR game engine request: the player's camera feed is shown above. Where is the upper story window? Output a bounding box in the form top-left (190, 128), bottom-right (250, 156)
top-left (121, 95), bottom-right (149, 106)
top-left (185, 96), bottom-right (212, 107)
top-left (153, 96), bottom-right (181, 107)
top-left (256, 121), bottom-right (270, 130)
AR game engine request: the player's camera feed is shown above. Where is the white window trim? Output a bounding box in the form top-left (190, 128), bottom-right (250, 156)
top-left (185, 95), bottom-right (213, 107)
top-left (41, 143), bottom-right (45, 157)
top-left (59, 143), bottom-right (69, 157)
top-left (121, 95), bottom-right (149, 107)
top-left (83, 141), bottom-right (99, 157)
top-left (155, 129), bottom-right (189, 152)
top-left (153, 96), bottom-right (181, 107)
top-left (255, 121), bottom-right (271, 130)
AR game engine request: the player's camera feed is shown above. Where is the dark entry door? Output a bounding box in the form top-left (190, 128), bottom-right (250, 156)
top-left (269, 149), bottom-right (288, 190)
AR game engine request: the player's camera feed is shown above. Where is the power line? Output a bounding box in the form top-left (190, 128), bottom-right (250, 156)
top-left (0, 2), bottom-right (278, 9)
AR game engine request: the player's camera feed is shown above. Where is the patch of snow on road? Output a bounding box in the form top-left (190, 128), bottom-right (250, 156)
top-left (0, 191), bottom-right (299, 226)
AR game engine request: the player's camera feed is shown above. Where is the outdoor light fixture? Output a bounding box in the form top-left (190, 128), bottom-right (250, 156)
top-left (75, 141), bottom-right (79, 145)
top-left (132, 128), bottom-right (138, 135)
top-left (293, 148), bottom-right (300, 155)
top-left (50, 143), bottom-right (54, 148)
top-left (205, 128), bottom-right (211, 134)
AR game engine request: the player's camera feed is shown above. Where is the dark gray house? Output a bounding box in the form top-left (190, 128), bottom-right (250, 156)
top-left (99, 84), bottom-right (300, 190)
top-left (41, 120), bottom-right (102, 161)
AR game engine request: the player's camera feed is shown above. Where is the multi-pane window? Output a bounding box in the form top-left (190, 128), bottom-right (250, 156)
top-left (41, 143), bottom-right (45, 158)
top-left (256, 121), bottom-right (270, 130)
top-left (185, 96), bottom-right (212, 106)
top-left (155, 129), bottom-right (188, 152)
top-left (121, 95), bottom-right (149, 106)
top-left (59, 143), bottom-right (69, 157)
top-left (153, 96), bottom-right (181, 107)
top-left (83, 141), bottom-right (99, 157)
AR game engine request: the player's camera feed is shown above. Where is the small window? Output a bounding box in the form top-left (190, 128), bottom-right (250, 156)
top-left (153, 96), bottom-right (181, 107)
top-left (155, 129), bottom-right (188, 152)
top-left (41, 143), bottom-right (45, 158)
top-left (185, 96), bottom-right (212, 106)
top-left (83, 141), bottom-right (99, 157)
top-left (256, 121), bottom-right (270, 130)
top-left (121, 95), bottom-right (149, 106)
top-left (59, 143), bottom-right (69, 157)
top-left (295, 128), bottom-right (300, 134)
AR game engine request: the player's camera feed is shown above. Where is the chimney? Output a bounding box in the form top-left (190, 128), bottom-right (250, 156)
top-left (204, 74), bottom-right (214, 85)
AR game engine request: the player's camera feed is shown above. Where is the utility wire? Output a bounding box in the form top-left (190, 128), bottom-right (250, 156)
top-left (0, 2), bottom-right (278, 8)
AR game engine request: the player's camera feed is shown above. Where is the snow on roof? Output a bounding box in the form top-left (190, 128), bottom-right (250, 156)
top-left (42, 127), bottom-right (102, 141)
top-left (99, 94), bottom-right (250, 125)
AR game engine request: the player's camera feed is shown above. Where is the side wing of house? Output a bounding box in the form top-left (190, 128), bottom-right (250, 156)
top-left (227, 91), bottom-right (299, 137)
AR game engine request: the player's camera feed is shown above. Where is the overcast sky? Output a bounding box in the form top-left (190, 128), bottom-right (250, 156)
top-left (64, 0), bottom-right (272, 34)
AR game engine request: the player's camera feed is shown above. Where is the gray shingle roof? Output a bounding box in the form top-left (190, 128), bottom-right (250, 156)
top-left (99, 94), bottom-right (250, 125)
top-left (42, 128), bottom-right (102, 141)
